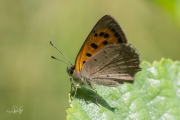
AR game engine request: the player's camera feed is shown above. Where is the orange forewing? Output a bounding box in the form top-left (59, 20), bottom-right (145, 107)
top-left (75, 15), bottom-right (127, 72)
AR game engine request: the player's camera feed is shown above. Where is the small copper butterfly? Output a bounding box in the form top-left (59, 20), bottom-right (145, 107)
top-left (51, 15), bottom-right (140, 97)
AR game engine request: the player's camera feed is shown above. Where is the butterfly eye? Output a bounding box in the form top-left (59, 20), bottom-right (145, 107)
top-left (67, 66), bottom-right (75, 76)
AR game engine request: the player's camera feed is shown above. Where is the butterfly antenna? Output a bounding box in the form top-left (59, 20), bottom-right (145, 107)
top-left (51, 56), bottom-right (71, 66)
top-left (50, 41), bottom-right (73, 66)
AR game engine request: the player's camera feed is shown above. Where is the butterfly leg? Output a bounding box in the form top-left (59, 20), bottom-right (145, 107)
top-left (70, 78), bottom-right (76, 93)
top-left (70, 78), bottom-right (78, 99)
top-left (70, 78), bottom-right (81, 103)
top-left (74, 84), bottom-right (80, 98)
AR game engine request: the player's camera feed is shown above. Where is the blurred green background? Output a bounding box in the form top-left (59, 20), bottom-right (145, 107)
top-left (1, 0), bottom-right (180, 120)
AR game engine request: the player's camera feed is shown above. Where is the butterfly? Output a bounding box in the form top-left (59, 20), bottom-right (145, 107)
top-left (66, 15), bottom-right (141, 95)
top-left (51, 15), bottom-right (140, 98)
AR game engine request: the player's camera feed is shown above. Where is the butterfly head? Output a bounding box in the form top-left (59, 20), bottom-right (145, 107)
top-left (67, 66), bottom-right (75, 76)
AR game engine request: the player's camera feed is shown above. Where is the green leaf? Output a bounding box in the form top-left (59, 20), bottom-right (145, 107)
top-left (66, 58), bottom-right (180, 120)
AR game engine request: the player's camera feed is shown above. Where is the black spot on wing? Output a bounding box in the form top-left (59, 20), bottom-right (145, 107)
top-left (114, 32), bottom-right (120, 37)
top-left (99, 32), bottom-right (104, 36)
top-left (86, 53), bottom-right (92, 57)
top-left (90, 43), bottom-right (98, 49)
top-left (94, 33), bottom-right (98, 37)
top-left (118, 37), bottom-right (123, 43)
top-left (111, 28), bottom-right (116, 32)
top-left (103, 40), bottom-right (108, 45)
top-left (104, 33), bottom-right (109, 38)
